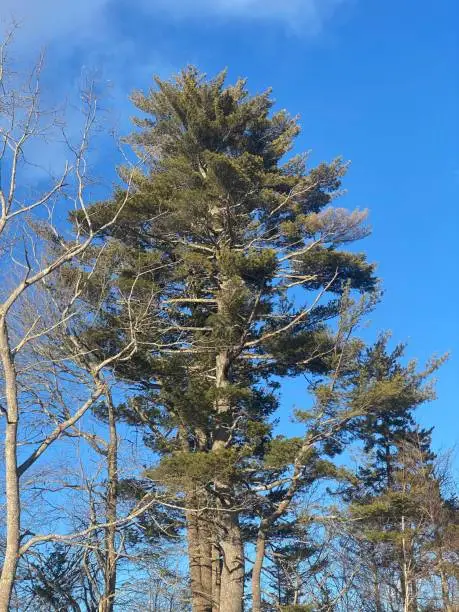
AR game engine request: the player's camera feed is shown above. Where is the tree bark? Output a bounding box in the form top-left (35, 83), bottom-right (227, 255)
top-left (211, 540), bottom-right (221, 611)
top-left (218, 508), bottom-right (244, 612)
top-left (186, 501), bottom-right (213, 612)
top-left (212, 346), bottom-right (244, 612)
top-left (199, 513), bottom-right (214, 610)
top-left (99, 392), bottom-right (118, 612)
top-left (0, 319), bottom-right (21, 612)
top-left (251, 528), bottom-right (266, 612)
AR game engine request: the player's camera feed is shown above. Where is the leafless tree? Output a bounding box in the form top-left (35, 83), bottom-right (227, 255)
top-left (0, 30), bottom-right (138, 610)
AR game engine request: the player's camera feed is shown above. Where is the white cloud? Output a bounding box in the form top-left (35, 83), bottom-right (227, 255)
top-left (0, 0), bottom-right (109, 51)
top-left (0, 0), bottom-right (348, 53)
top-left (0, 0), bottom-right (348, 176)
top-left (163, 0), bottom-right (347, 32)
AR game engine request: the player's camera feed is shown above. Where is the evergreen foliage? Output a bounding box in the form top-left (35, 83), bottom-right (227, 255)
top-left (64, 68), bottom-right (454, 611)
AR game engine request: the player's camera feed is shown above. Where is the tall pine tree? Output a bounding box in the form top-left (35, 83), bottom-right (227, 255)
top-left (80, 68), bottom-right (377, 612)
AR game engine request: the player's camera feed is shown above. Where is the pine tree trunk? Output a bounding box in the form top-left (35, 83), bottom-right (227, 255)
top-left (212, 541), bottom-right (221, 611)
top-left (187, 508), bottom-right (207, 612)
top-left (186, 500), bottom-right (213, 612)
top-left (199, 515), bottom-right (213, 609)
top-left (0, 320), bottom-right (21, 612)
top-left (252, 528), bottom-right (266, 612)
top-left (99, 392), bottom-right (118, 612)
top-left (212, 346), bottom-right (244, 612)
top-left (218, 508), bottom-right (244, 612)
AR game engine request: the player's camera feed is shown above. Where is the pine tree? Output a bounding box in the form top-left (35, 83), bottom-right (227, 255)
top-left (79, 68), bottom-right (377, 612)
top-left (344, 338), bottom-right (445, 611)
top-left (349, 336), bottom-right (437, 496)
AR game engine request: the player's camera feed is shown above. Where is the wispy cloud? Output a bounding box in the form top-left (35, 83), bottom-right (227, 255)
top-left (0, 0), bottom-right (349, 116)
top-left (158, 0), bottom-right (347, 32)
top-left (0, 0), bottom-right (109, 54)
top-left (0, 0), bottom-right (348, 177)
top-left (1, 0), bottom-right (348, 53)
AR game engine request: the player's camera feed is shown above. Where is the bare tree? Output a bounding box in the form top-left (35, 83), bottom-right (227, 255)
top-left (0, 30), bottom-right (136, 610)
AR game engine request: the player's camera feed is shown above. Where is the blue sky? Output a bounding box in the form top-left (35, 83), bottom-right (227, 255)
top-left (2, 0), bottom-right (457, 454)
